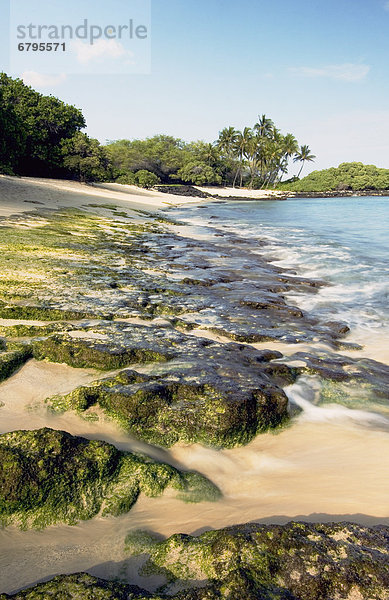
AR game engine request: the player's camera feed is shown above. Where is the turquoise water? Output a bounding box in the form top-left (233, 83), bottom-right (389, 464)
top-left (173, 196), bottom-right (389, 337)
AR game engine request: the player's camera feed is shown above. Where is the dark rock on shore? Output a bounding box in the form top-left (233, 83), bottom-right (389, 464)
top-left (292, 350), bottom-right (389, 397)
top-left (0, 428), bottom-right (220, 529)
top-left (45, 324), bottom-right (293, 447)
top-left (154, 185), bottom-right (212, 198)
top-left (0, 207), bottom-right (347, 348)
top-left (0, 342), bottom-right (32, 383)
top-left (291, 189), bottom-right (389, 198)
top-left (0, 206), bottom-right (377, 448)
top-left (0, 574), bottom-right (151, 600)
top-left (32, 332), bottom-right (170, 370)
top-left (124, 521), bottom-right (389, 599)
top-left (4, 521), bottom-right (389, 599)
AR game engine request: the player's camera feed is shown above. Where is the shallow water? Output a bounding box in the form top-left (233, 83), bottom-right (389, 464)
top-left (1, 197), bottom-right (389, 593)
top-left (172, 196), bottom-right (389, 357)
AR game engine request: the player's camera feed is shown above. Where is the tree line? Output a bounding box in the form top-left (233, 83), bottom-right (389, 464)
top-left (0, 73), bottom-right (315, 188)
top-left (282, 162), bottom-right (389, 192)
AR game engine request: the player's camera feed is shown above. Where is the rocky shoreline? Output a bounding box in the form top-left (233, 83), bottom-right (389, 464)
top-left (154, 184), bottom-right (389, 201)
top-left (2, 522), bottom-right (389, 599)
top-left (0, 200), bottom-right (388, 598)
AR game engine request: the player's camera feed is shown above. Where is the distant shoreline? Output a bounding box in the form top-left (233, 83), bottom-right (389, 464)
top-left (155, 184), bottom-right (389, 202)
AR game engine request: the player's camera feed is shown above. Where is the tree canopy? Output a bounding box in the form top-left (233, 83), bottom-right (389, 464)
top-left (1, 73), bottom-right (317, 188)
top-left (61, 132), bottom-right (109, 183)
top-left (282, 162), bottom-right (389, 192)
top-left (0, 73), bottom-right (85, 176)
top-left (104, 116), bottom-right (313, 189)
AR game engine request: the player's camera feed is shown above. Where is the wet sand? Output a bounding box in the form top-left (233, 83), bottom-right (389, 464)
top-left (0, 360), bottom-right (388, 592)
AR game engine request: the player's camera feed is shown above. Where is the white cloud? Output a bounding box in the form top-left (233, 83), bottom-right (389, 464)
top-left (21, 71), bottom-right (67, 88)
top-left (384, 1), bottom-right (389, 11)
top-left (70, 39), bottom-right (133, 65)
top-left (289, 63), bottom-right (370, 82)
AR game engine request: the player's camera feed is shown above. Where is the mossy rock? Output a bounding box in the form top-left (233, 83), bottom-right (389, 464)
top-left (47, 368), bottom-right (289, 448)
top-left (291, 351), bottom-right (389, 398)
top-left (39, 323), bottom-right (293, 449)
top-left (32, 334), bottom-right (170, 370)
top-left (0, 428), bottom-right (220, 529)
top-left (125, 522), bottom-right (389, 599)
top-left (0, 573), bottom-right (156, 600)
top-left (0, 344), bottom-right (32, 382)
top-left (0, 323), bottom-right (71, 339)
top-left (0, 301), bottom-right (98, 321)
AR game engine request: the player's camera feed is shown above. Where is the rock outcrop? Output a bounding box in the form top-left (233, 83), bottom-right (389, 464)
top-left (0, 428), bottom-right (220, 529)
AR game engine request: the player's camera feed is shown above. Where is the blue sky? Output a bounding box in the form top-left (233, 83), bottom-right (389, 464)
top-left (3, 0), bottom-right (389, 175)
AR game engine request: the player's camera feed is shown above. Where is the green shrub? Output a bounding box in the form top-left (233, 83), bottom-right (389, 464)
top-left (134, 170), bottom-right (161, 188)
top-left (177, 161), bottom-right (222, 185)
top-left (115, 172), bottom-right (136, 184)
top-left (284, 162), bottom-right (389, 192)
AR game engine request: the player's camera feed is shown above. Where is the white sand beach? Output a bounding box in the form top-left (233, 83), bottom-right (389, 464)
top-left (0, 175), bottom-right (205, 218)
top-left (195, 185), bottom-right (289, 198)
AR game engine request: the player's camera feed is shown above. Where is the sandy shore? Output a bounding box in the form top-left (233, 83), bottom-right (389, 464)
top-left (0, 175), bottom-right (203, 218)
top-left (195, 185), bottom-right (288, 199)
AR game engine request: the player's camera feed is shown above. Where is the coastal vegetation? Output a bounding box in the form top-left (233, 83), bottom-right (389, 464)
top-left (280, 161), bottom-right (389, 192)
top-left (102, 117), bottom-right (314, 188)
top-left (3, 73), bottom-right (389, 192)
top-left (0, 73), bottom-right (86, 177)
top-left (0, 73), bottom-right (313, 188)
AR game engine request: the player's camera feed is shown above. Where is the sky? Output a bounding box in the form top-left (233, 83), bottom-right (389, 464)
top-left (2, 0), bottom-right (389, 176)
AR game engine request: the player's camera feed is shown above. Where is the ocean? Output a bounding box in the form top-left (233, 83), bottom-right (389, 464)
top-left (171, 196), bottom-right (389, 360)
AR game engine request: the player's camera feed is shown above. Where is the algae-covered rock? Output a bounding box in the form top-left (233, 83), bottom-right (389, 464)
top-left (125, 522), bottom-right (389, 599)
top-left (0, 322), bottom-right (75, 338)
top-left (0, 302), bottom-right (96, 321)
top-left (0, 428), bottom-right (220, 529)
top-left (2, 522), bottom-right (388, 599)
top-left (32, 333), bottom-right (170, 370)
top-left (291, 350), bottom-right (389, 398)
top-left (0, 206), bottom-right (350, 347)
top-left (0, 573), bottom-right (155, 600)
top-left (45, 324), bottom-right (293, 448)
top-left (0, 342), bottom-right (33, 383)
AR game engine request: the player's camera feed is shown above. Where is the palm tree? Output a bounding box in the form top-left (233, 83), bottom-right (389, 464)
top-left (233, 127), bottom-right (253, 187)
top-left (217, 127), bottom-right (239, 186)
top-left (277, 133), bottom-right (299, 183)
top-left (245, 136), bottom-right (261, 188)
top-left (201, 142), bottom-right (220, 166)
top-left (254, 117), bottom-right (276, 184)
top-left (282, 133), bottom-right (299, 159)
top-left (254, 114), bottom-right (274, 139)
top-left (261, 139), bottom-right (284, 188)
top-left (217, 127), bottom-right (238, 156)
top-left (293, 144), bottom-right (316, 178)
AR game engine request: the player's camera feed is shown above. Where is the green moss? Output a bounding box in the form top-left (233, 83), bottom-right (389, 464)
top-left (0, 344), bottom-right (32, 382)
top-left (0, 322), bottom-right (74, 338)
top-left (32, 335), bottom-right (169, 370)
top-left (0, 208), bottom-right (164, 322)
top-left (0, 573), bottom-right (157, 600)
top-left (124, 522), bottom-right (389, 600)
top-left (87, 203), bottom-right (121, 210)
top-left (0, 303), bottom-right (97, 321)
top-left (48, 378), bottom-right (257, 448)
top-left (0, 428), bottom-right (221, 529)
